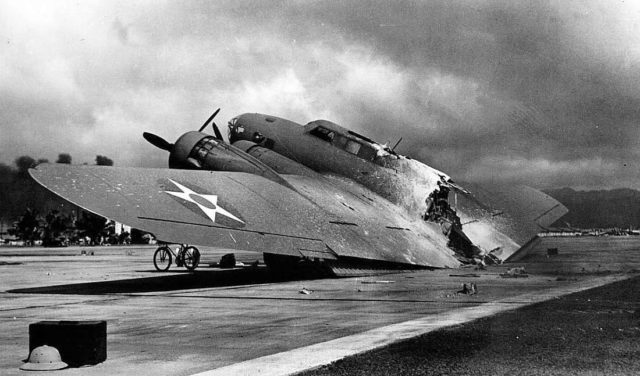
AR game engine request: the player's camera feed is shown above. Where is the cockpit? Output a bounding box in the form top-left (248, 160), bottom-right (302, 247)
top-left (307, 120), bottom-right (397, 165)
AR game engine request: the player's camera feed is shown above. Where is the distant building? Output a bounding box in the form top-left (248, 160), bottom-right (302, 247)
top-left (113, 221), bottom-right (131, 235)
top-left (539, 230), bottom-right (583, 237)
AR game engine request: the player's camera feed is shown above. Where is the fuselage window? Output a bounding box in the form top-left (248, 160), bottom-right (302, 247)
top-left (310, 126), bottom-right (335, 142)
top-left (333, 134), bottom-right (348, 149)
top-left (357, 144), bottom-right (377, 161)
top-left (311, 127), bottom-right (376, 162)
top-left (334, 135), bottom-right (375, 160)
top-left (345, 140), bottom-right (361, 155)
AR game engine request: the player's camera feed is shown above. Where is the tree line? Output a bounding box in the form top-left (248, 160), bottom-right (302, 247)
top-left (0, 153), bottom-right (144, 246)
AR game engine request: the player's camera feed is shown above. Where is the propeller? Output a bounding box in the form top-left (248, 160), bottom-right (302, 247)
top-left (199, 108), bottom-right (224, 140)
top-left (143, 107), bottom-right (223, 154)
top-left (143, 132), bottom-right (173, 152)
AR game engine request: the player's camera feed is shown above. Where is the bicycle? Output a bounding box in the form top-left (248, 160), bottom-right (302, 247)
top-left (153, 244), bottom-right (200, 272)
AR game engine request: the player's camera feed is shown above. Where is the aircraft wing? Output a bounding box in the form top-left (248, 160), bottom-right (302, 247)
top-left (29, 164), bottom-right (460, 268)
top-left (455, 183), bottom-right (568, 259)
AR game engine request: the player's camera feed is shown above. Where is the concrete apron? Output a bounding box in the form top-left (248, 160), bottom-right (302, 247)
top-left (192, 274), bottom-right (629, 376)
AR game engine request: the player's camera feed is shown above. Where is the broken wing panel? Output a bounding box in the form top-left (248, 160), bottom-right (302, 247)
top-left (455, 183), bottom-right (568, 259)
top-left (282, 174), bottom-right (459, 268)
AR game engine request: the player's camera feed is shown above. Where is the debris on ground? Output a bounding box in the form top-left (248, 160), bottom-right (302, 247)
top-left (482, 251), bottom-right (502, 265)
top-left (449, 274), bottom-right (480, 278)
top-left (299, 287), bottom-right (313, 295)
top-left (0, 261), bottom-right (22, 266)
top-left (547, 248), bottom-right (559, 256)
top-left (361, 280), bottom-right (395, 284)
top-left (219, 253), bottom-right (236, 268)
top-left (457, 283), bottom-right (478, 295)
top-left (500, 266), bottom-right (529, 278)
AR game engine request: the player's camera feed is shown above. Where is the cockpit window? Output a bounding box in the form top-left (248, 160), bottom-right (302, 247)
top-left (344, 140), bottom-right (376, 160)
top-left (344, 140), bottom-right (361, 155)
top-left (309, 126), bottom-right (335, 142)
top-left (357, 143), bottom-right (377, 161)
top-left (310, 126), bottom-right (378, 161)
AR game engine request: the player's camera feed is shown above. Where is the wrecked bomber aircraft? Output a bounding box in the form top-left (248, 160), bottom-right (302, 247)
top-left (30, 110), bottom-right (567, 276)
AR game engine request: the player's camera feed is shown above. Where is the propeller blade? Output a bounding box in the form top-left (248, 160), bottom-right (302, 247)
top-left (199, 108), bottom-right (224, 140)
top-left (211, 121), bottom-right (224, 140)
top-left (199, 108), bottom-right (221, 132)
top-left (143, 132), bottom-right (173, 152)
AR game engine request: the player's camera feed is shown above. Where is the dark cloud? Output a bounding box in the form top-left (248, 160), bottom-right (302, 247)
top-left (1, 1), bottom-right (639, 189)
top-left (260, 0), bottom-right (640, 188)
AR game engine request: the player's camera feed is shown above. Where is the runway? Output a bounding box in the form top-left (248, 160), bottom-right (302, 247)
top-left (1, 237), bottom-right (639, 375)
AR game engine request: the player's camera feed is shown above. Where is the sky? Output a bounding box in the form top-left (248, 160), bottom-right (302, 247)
top-left (1, 0), bottom-right (639, 190)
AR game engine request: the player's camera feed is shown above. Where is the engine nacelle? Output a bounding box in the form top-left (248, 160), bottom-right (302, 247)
top-left (170, 132), bottom-right (287, 185)
top-left (231, 140), bottom-right (318, 177)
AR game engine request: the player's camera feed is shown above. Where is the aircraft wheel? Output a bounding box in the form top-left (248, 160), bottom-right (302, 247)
top-left (183, 246), bottom-right (200, 271)
top-left (153, 246), bottom-right (172, 271)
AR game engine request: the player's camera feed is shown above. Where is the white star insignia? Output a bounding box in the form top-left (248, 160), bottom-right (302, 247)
top-left (164, 179), bottom-right (245, 225)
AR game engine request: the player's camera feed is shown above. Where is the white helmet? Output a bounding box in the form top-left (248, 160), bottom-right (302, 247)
top-left (20, 345), bottom-right (67, 371)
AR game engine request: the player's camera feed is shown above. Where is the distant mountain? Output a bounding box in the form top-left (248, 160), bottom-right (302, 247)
top-left (544, 187), bottom-right (640, 229)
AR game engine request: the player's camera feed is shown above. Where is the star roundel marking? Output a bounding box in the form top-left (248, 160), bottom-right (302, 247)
top-left (164, 179), bottom-right (245, 225)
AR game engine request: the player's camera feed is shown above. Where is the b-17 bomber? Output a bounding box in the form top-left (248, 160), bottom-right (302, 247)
top-left (30, 109), bottom-right (567, 276)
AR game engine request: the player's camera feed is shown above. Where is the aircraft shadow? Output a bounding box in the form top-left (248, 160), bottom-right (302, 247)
top-left (8, 267), bottom-right (319, 295)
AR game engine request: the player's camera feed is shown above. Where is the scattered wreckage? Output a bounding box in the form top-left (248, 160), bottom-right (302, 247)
top-left (500, 267), bottom-right (529, 278)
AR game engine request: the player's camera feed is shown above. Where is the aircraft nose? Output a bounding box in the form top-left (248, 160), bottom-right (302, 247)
top-left (227, 117), bottom-right (240, 143)
top-left (228, 116), bottom-right (253, 144)
top-left (228, 113), bottom-right (276, 145)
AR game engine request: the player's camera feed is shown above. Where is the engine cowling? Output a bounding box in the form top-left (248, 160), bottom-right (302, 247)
top-left (170, 132), bottom-right (288, 186)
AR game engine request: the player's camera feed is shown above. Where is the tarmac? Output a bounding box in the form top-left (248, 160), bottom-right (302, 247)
top-left (1, 236), bottom-right (639, 375)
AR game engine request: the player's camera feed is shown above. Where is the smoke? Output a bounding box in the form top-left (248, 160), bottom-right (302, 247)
top-left (1, 0), bottom-right (639, 188)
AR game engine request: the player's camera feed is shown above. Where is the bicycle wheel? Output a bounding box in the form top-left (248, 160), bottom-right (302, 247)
top-left (153, 246), bottom-right (172, 271)
top-left (183, 246), bottom-right (200, 271)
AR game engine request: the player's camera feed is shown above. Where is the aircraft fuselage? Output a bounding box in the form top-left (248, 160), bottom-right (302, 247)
top-left (227, 113), bottom-right (449, 218)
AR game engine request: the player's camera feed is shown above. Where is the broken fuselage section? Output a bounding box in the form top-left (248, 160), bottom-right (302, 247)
top-left (227, 114), bottom-right (483, 263)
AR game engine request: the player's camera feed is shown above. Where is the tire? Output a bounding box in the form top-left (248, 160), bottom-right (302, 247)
top-left (153, 246), bottom-right (172, 271)
top-left (183, 246), bottom-right (200, 271)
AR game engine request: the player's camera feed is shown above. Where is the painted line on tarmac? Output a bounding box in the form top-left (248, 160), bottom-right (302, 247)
top-left (190, 274), bottom-right (631, 376)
